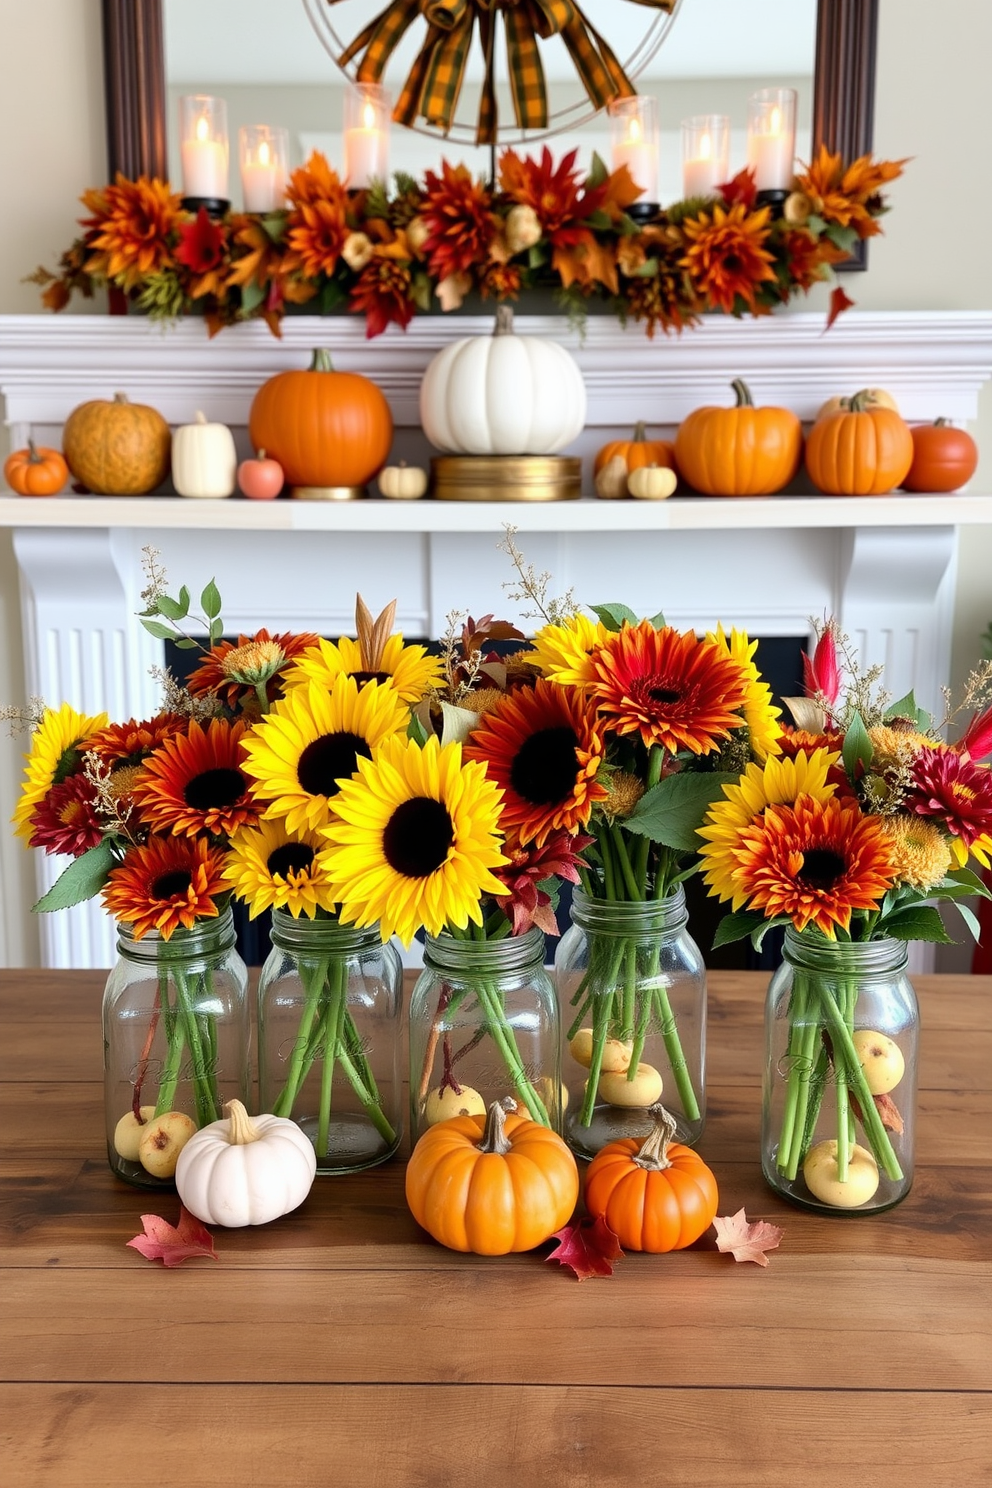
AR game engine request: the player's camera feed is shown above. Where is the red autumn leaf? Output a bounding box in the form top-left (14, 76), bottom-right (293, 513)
top-left (712, 1208), bottom-right (784, 1267)
top-left (546, 1215), bottom-right (623, 1280)
top-left (126, 1205), bottom-right (219, 1268)
top-left (716, 166), bottom-right (758, 210)
top-left (825, 284), bottom-right (856, 331)
top-left (175, 206), bottom-right (227, 275)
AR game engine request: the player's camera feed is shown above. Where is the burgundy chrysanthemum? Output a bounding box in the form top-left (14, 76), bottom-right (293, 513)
top-left (905, 746), bottom-right (992, 849)
top-left (492, 829), bottom-right (593, 937)
top-left (28, 773), bottom-right (104, 857)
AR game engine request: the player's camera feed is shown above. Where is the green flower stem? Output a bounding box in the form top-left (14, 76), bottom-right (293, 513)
top-left (271, 953), bottom-right (331, 1118)
top-left (153, 981), bottom-right (185, 1117)
top-left (650, 983), bottom-right (701, 1121)
top-left (779, 998), bottom-right (822, 1179)
top-left (818, 981), bottom-right (903, 1182)
top-left (628, 976), bottom-right (655, 1072)
top-left (172, 965), bottom-right (218, 1126)
top-left (317, 959), bottom-right (347, 1159)
top-left (611, 826), bottom-right (641, 902)
top-left (619, 939), bottom-right (637, 1043)
top-left (566, 994), bottom-right (592, 1042)
top-left (633, 746), bottom-right (665, 895)
top-left (472, 977), bottom-right (548, 1124)
top-left (334, 1041), bottom-right (396, 1144)
top-left (577, 936), bottom-right (626, 1127)
top-left (776, 976), bottom-right (810, 1176)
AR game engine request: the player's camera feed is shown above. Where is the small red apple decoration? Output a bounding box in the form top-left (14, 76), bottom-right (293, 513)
top-left (237, 449), bottom-right (284, 500)
top-left (902, 419), bottom-right (978, 493)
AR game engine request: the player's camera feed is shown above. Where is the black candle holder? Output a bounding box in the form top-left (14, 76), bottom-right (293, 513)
top-left (627, 201), bottom-right (661, 225)
top-left (755, 188), bottom-right (789, 213)
top-left (181, 196), bottom-right (231, 218)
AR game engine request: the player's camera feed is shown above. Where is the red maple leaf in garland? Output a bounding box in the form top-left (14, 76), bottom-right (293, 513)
top-left (716, 167), bottom-right (759, 210)
top-left (175, 206), bottom-right (229, 298)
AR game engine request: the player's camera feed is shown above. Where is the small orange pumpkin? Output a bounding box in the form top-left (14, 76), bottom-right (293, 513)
top-left (805, 389), bottom-right (914, 495)
top-left (594, 422), bottom-right (675, 478)
top-left (903, 418), bottom-right (978, 493)
top-left (674, 379), bottom-right (802, 496)
top-left (248, 348), bottom-right (393, 488)
top-left (4, 440), bottom-right (69, 496)
top-left (583, 1105), bottom-right (719, 1253)
top-left (405, 1098), bottom-right (579, 1255)
top-left (61, 392), bottom-right (171, 495)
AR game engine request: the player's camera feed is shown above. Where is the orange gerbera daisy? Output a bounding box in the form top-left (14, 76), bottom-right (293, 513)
top-left (83, 713), bottom-right (187, 767)
top-left (102, 834), bottom-right (228, 940)
top-left (733, 794), bottom-right (896, 937)
top-left (591, 622), bottom-right (749, 756)
top-left (81, 174), bottom-right (182, 291)
top-left (283, 152), bottom-right (350, 279)
top-left (132, 718), bottom-right (259, 839)
top-left (186, 629), bottom-right (319, 711)
top-left (463, 678), bottom-right (607, 848)
top-left (680, 202), bottom-right (777, 313)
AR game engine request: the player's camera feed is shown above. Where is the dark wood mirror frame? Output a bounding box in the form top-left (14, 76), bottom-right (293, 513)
top-left (101, 0), bottom-right (878, 271)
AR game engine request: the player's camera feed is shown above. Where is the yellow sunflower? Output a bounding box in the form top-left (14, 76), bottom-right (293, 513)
top-left (240, 676), bottom-right (409, 834)
top-left (698, 747), bottom-right (840, 908)
top-left (320, 733), bottom-right (508, 946)
top-left (12, 703), bottom-right (109, 841)
top-left (283, 634), bottom-right (443, 706)
top-left (223, 818), bottom-right (336, 918)
top-left (528, 613), bottom-right (610, 690)
top-left (705, 624), bottom-right (782, 763)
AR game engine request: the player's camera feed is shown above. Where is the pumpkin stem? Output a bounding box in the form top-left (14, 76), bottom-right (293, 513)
top-left (27, 439), bottom-right (41, 464)
top-left (113, 392), bottom-right (130, 404)
top-left (224, 1099), bottom-right (263, 1145)
top-left (731, 379), bottom-right (754, 408)
top-left (632, 421), bottom-right (647, 442)
top-left (194, 411), bottom-right (207, 425)
top-left (310, 348), bottom-right (336, 373)
top-left (494, 305), bottom-right (515, 337)
top-left (256, 449), bottom-right (267, 460)
top-left (934, 417), bottom-right (951, 427)
top-left (632, 1104), bottom-right (677, 1171)
top-left (478, 1097), bottom-right (516, 1156)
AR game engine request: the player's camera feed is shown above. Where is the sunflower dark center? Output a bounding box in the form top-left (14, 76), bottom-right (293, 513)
top-left (267, 843), bottom-right (315, 879)
top-left (152, 870), bottom-right (193, 899)
top-left (350, 670), bottom-right (392, 687)
top-left (799, 848), bottom-right (847, 890)
top-left (184, 767), bottom-right (247, 811)
top-left (724, 254), bottom-right (741, 272)
top-left (509, 726), bottom-right (579, 806)
top-left (383, 797), bottom-right (454, 878)
top-left (297, 732), bottom-right (372, 798)
top-left (648, 686), bottom-right (682, 704)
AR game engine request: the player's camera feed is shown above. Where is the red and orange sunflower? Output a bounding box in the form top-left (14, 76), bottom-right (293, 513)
top-left (680, 201), bottom-right (777, 313)
top-left (81, 174), bottom-right (182, 291)
top-left (591, 622), bottom-right (749, 756)
top-left (28, 774), bottom-right (104, 857)
top-left (905, 746), bottom-right (992, 852)
top-left (733, 794), bottom-right (897, 937)
top-left (186, 630), bottom-right (319, 711)
top-left (132, 718), bottom-right (259, 839)
top-left (464, 678), bottom-right (607, 848)
top-left (421, 161), bottom-right (497, 283)
top-left (282, 151), bottom-right (350, 279)
top-left (102, 834), bottom-right (228, 940)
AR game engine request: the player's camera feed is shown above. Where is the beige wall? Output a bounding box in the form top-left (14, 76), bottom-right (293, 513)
top-left (0, 0), bottom-right (990, 966)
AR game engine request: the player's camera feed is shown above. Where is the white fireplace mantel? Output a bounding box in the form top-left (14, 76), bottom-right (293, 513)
top-left (2, 309), bottom-right (992, 969)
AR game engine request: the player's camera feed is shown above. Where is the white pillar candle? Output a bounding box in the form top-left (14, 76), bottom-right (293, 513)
top-left (179, 96), bottom-right (229, 202)
top-left (614, 121), bottom-right (660, 200)
top-left (681, 116), bottom-right (730, 199)
top-left (747, 89), bottom-right (797, 193)
top-left (343, 89), bottom-right (390, 190)
top-left (239, 128), bottom-right (288, 213)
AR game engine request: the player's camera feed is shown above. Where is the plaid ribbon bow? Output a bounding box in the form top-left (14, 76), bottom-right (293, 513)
top-left (330, 0), bottom-right (675, 145)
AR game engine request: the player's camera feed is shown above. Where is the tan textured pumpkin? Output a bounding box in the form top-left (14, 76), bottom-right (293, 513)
top-left (62, 392), bottom-right (171, 495)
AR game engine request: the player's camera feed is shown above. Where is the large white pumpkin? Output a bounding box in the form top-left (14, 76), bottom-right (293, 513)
top-left (172, 410), bottom-right (237, 498)
top-left (420, 306), bottom-right (587, 456)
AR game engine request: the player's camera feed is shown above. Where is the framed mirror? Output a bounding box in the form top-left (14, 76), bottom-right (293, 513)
top-left (102, 0), bottom-right (878, 270)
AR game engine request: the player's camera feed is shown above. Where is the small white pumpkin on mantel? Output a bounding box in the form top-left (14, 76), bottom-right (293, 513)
top-left (378, 461), bottom-right (429, 499)
top-left (175, 1100), bottom-right (317, 1227)
top-left (419, 305), bottom-right (587, 456)
top-left (172, 411), bottom-right (238, 498)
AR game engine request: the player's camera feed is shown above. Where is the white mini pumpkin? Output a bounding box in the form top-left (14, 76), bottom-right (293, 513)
top-left (172, 411), bottom-right (237, 498)
top-left (175, 1100), bottom-right (317, 1227)
top-left (627, 464), bottom-right (678, 500)
top-left (419, 305), bottom-right (587, 456)
top-left (378, 461), bottom-right (429, 499)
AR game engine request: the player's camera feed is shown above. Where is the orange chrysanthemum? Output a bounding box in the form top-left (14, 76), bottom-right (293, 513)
top-left (283, 152), bottom-right (350, 279)
top-left (591, 622), bottom-right (749, 756)
top-left (796, 146), bottom-right (905, 239)
top-left (733, 794), bottom-right (897, 937)
top-left (463, 678), bottom-right (608, 849)
top-left (421, 161), bottom-right (497, 283)
top-left (480, 262), bottom-right (522, 301)
top-left (102, 834), bottom-right (228, 940)
top-left (350, 234), bottom-right (416, 337)
top-left (186, 629), bottom-right (319, 711)
top-left (81, 174), bottom-right (182, 290)
top-left (680, 202), bottom-right (777, 313)
top-left (83, 713), bottom-right (187, 767)
top-left (132, 718), bottom-right (259, 839)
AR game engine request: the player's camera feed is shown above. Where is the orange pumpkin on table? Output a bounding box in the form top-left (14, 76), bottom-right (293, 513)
top-left (249, 348), bottom-right (393, 489)
top-left (595, 422), bottom-right (675, 480)
top-left (61, 392), bottom-right (171, 495)
top-left (805, 389), bottom-right (914, 495)
top-left (583, 1105), bottom-right (719, 1253)
top-left (4, 441), bottom-right (69, 496)
top-left (903, 419), bottom-right (978, 493)
top-left (674, 379), bottom-right (802, 496)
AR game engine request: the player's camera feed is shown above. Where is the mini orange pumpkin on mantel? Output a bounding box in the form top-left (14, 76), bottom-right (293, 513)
top-left (4, 440), bottom-right (69, 496)
top-left (903, 418), bottom-right (979, 493)
top-left (594, 422), bottom-right (676, 481)
top-left (674, 379), bottom-right (803, 496)
top-left (583, 1104), bottom-right (719, 1253)
top-left (805, 389), bottom-right (914, 495)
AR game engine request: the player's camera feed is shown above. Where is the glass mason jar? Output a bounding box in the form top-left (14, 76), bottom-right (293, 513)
top-left (103, 908), bottom-right (251, 1189)
top-left (408, 927), bottom-right (562, 1144)
top-left (762, 929), bottom-right (918, 1213)
top-left (257, 909), bottom-right (403, 1173)
top-left (555, 886), bottom-right (706, 1159)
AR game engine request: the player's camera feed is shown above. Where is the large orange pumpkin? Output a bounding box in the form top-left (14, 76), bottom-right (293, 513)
top-left (903, 418), bottom-right (978, 493)
top-left (248, 348), bottom-right (393, 488)
top-left (805, 390), bottom-right (914, 495)
top-left (594, 422), bottom-right (675, 478)
top-left (62, 392), bottom-right (171, 495)
top-left (674, 379), bottom-right (802, 496)
top-left (405, 1098), bottom-right (579, 1255)
top-left (583, 1105), bottom-right (719, 1253)
top-left (4, 440), bottom-right (69, 496)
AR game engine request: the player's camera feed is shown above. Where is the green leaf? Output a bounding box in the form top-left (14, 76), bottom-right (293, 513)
top-left (177, 585), bottom-right (191, 618)
top-left (624, 771), bottom-right (738, 852)
top-left (944, 865), bottom-right (992, 899)
top-left (587, 152), bottom-right (609, 188)
top-left (842, 710), bottom-right (873, 779)
top-left (950, 900), bottom-right (982, 942)
top-left (584, 209), bottom-right (612, 232)
top-left (140, 618), bottom-right (175, 641)
top-left (527, 243), bottom-right (550, 270)
top-left (393, 170), bottom-right (418, 196)
top-left (885, 690), bottom-right (932, 729)
top-left (406, 712), bottom-right (430, 746)
top-left (154, 594), bottom-right (184, 622)
top-left (712, 910), bottom-right (768, 949)
top-left (410, 272), bottom-right (433, 312)
top-left (209, 617), bottom-right (224, 644)
top-left (647, 610), bottom-right (667, 629)
top-left (174, 637), bottom-right (198, 650)
top-left (239, 279), bottom-right (266, 315)
top-left (806, 213), bottom-right (827, 234)
top-left (33, 840), bottom-right (116, 912)
top-left (590, 602), bottom-right (639, 633)
top-left (260, 213), bottom-right (287, 244)
top-left (200, 580), bottom-right (222, 619)
top-left (825, 222), bottom-right (859, 253)
top-left (752, 916), bottom-right (790, 950)
top-left (878, 905), bottom-right (953, 943)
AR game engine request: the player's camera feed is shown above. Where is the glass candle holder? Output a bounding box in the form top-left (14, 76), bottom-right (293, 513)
top-left (179, 95), bottom-right (230, 207)
top-left (239, 125), bottom-right (289, 213)
top-left (681, 114), bottom-right (730, 199)
top-left (747, 87), bottom-right (797, 193)
top-left (608, 95), bottom-right (660, 203)
top-left (343, 84), bottom-right (391, 189)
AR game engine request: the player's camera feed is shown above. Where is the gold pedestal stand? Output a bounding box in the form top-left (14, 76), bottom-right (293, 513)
top-left (291, 485), bottom-right (368, 501)
top-left (431, 456), bottom-right (582, 502)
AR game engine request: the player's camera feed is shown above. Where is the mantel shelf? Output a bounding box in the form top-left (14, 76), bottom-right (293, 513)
top-left (2, 492), bottom-right (990, 533)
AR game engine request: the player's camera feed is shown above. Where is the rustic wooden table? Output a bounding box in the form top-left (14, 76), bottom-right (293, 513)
top-left (2, 969), bottom-right (990, 1488)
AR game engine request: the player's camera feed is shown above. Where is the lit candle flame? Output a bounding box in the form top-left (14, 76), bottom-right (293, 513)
top-left (700, 132), bottom-right (711, 160)
top-left (196, 114), bottom-right (209, 143)
top-left (628, 116), bottom-right (642, 145)
top-left (770, 105), bottom-right (782, 134)
top-left (363, 101), bottom-right (377, 131)
top-left (258, 140), bottom-right (270, 167)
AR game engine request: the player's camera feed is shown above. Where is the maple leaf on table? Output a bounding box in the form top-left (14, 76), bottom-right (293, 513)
top-left (712, 1208), bottom-right (784, 1267)
top-left (126, 1205), bottom-right (219, 1268)
top-left (826, 284), bottom-right (856, 331)
top-left (546, 1215), bottom-right (623, 1280)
